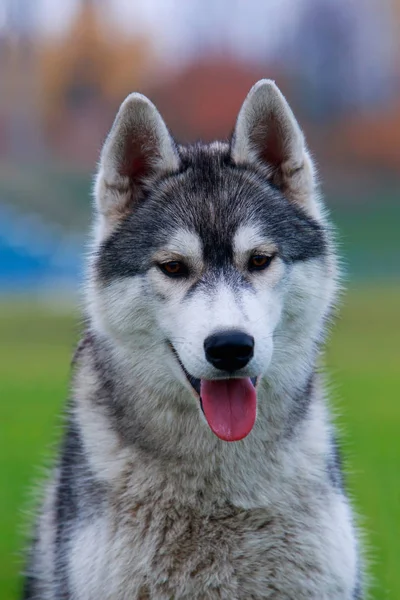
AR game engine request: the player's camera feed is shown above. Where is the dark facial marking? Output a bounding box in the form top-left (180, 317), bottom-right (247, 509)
top-left (96, 143), bottom-right (326, 284)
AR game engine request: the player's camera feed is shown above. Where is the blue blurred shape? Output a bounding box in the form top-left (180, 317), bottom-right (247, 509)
top-left (0, 203), bottom-right (82, 292)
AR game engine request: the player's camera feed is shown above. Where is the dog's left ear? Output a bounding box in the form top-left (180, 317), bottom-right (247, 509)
top-left (231, 80), bottom-right (316, 211)
top-left (95, 93), bottom-right (180, 224)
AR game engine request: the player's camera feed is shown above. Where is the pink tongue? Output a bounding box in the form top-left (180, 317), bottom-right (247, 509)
top-left (200, 378), bottom-right (257, 442)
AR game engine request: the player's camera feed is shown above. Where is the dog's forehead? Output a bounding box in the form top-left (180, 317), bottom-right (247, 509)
top-left (151, 157), bottom-right (320, 262)
top-left (132, 154), bottom-right (266, 263)
top-left (154, 155), bottom-right (271, 237)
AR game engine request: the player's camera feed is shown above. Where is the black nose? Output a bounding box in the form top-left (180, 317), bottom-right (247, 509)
top-left (204, 331), bottom-right (254, 372)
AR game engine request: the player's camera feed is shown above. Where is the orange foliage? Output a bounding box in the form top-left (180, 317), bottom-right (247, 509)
top-left (37, 1), bottom-right (153, 129)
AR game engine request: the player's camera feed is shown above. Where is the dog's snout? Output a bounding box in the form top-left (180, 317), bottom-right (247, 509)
top-left (204, 331), bottom-right (254, 372)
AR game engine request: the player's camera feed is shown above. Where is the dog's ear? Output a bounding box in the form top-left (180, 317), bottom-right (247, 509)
top-left (95, 93), bottom-right (179, 222)
top-left (231, 80), bottom-right (316, 211)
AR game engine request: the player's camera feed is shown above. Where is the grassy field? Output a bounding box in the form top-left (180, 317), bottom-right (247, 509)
top-left (0, 286), bottom-right (399, 599)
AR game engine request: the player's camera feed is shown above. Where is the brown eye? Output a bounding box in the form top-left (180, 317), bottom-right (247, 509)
top-left (159, 261), bottom-right (189, 278)
top-left (248, 254), bottom-right (273, 272)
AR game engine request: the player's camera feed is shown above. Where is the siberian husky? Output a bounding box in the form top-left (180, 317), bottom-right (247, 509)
top-left (23, 80), bottom-right (363, 599)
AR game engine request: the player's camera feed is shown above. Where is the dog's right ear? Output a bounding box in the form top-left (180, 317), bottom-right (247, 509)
top-left (95, 94), bottom-right (179, 224)
top-left (231, 80), bottom-right (316, 212)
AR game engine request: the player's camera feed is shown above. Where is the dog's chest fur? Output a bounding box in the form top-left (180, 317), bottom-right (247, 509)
top-left (66, 465), bottom-right (356, 600)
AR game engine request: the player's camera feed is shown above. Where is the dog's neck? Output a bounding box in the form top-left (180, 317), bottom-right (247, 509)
top-left (73, 327), bottom-right (329, 509)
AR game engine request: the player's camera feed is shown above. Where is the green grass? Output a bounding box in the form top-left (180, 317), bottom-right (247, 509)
top-left (1, 287), bottom-right (399, 599)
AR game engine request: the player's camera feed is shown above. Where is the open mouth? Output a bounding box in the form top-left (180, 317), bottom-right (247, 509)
top-left (168, 343), bottom-right (258, 442)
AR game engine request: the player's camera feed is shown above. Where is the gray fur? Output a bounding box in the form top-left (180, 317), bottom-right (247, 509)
top-left (23, 80), bottom-right (363, 599)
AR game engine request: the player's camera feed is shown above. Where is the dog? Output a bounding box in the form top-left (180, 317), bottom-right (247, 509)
top-left (23, 80), bottom-right (363, 599)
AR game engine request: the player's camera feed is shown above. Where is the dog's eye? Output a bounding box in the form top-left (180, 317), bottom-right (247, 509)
top-left (248, 254), bottom-right (274, 272)
top-left (158, 261), bottom-right (189, 278)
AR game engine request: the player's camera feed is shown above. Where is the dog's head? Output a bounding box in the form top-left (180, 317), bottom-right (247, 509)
top-left (88, 80), bottom-right (338, 442)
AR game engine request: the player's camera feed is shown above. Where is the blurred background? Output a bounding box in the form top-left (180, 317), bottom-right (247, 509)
top-left (0, 0), bottom-right (398, 598)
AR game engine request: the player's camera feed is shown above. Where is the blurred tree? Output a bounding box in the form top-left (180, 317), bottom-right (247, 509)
top-left (37, 0), bottom-right (154, 165)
